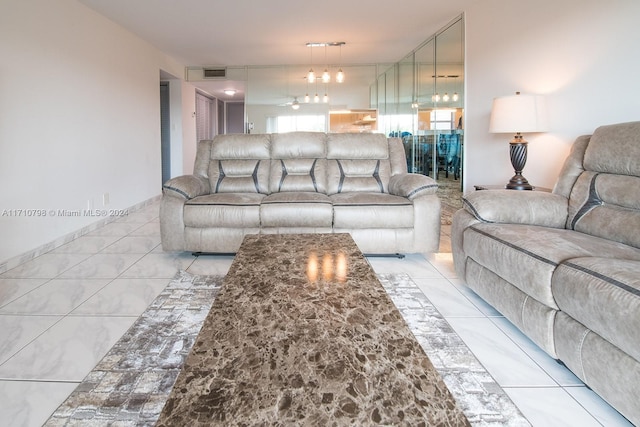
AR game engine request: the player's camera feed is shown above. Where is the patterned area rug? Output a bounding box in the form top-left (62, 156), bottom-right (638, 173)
top-left (45, 271), bottom-right (223, 426)
top-left (438, 176), bottom-right (464, 225)
top-left (47, 271), bottom-right (528, 426)
top-left (379, 274), bottom-right (529, 426)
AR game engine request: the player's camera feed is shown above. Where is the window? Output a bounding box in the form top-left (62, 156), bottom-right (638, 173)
top-left (266, 115), bottom-right (326, 133)
top-left (430, 109), bottom-right (455, 131)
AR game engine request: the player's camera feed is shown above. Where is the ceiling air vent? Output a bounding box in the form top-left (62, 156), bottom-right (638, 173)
top-left (203, 68), bottom-right (226, 79)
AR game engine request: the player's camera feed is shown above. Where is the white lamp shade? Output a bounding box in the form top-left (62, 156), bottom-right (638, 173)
top-left (489, 93), bottom-right (548, 133)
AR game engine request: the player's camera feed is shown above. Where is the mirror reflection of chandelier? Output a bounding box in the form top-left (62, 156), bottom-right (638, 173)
top-left (432, 74), bottom-right (460, 103)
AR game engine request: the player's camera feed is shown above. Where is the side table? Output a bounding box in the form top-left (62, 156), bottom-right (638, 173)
top-left (474, 184), bottom-right (552, 192)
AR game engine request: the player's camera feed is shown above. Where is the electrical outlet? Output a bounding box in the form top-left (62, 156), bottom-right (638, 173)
top-left (103, 192), bottom-right (110, 206)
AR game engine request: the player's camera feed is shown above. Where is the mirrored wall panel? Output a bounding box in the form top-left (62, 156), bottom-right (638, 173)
top-left (374, 16), bottom-right (464, 185)
top-left (244, 64), bottom-right (380, 134)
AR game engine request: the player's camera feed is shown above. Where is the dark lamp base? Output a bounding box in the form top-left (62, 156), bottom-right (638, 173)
top-left (507, 138), bottom-right (533, 190)
top-left (506, 173), bottom-right (533, 190)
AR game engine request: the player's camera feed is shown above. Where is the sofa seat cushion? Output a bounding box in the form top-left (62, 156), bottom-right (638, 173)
top-left (260, 192), bottom-right (332, 227)
top-left (184, 193), bottom-right (264, 228)
top-left (463, 223), bottom-right (640, 309)
top-left (552, 257), bottom-right (640, 362)
top-left (331, 192), bottom-right (413, 228)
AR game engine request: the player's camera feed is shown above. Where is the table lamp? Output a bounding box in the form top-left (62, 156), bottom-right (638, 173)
top-left (489, 92), bottom-right (548, 190)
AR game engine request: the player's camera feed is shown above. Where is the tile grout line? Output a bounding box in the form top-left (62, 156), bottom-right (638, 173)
top-left (0, 206), bottom-right (163, 386)
top-left (0, 196), bottom-right (161, 275)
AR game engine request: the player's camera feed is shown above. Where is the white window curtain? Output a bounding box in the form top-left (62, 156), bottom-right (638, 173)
top-left (272, 115), bottom-right (326, 133)
top-left (196, 92), bottom-right (216, 141)
top-left (266, 116), bottom-right (278, 133)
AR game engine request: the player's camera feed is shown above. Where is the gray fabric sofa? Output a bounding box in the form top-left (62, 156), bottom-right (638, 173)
top-left (160, 132), bottom-right (441, 254)
top-left (452, 121), bottom-right (640, 425)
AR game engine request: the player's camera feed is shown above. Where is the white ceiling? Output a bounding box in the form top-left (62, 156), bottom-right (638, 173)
top-left (79, 0), bottom-right (470, 102)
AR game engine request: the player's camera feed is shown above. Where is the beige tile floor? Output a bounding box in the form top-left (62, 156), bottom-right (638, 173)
top-left (0, 201), bottom-right (633, 426)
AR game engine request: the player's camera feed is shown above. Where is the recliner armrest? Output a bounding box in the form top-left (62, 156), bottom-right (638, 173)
top-left (162, 175), bottom-right (210, 200)
top-left (389, 173), bottom-right (438, 200)
top-left (463, 190), bottom-right (569, 228)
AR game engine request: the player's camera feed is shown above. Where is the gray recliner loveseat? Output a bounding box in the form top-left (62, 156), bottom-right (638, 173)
top-left (160, 131), bottom-right (441, 254)
top-left (452, 121), bottom-right (640, 425)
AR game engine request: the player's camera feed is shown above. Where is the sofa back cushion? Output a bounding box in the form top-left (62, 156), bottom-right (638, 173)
top-left (388, 137), bottom-right (409, 176)
top-left (326, 133), bottom-right (391, 194)
top-left (208, 134), bottom-right (271, 194)
top-left (269, 132), bottom-right (327, 193)
top-left (566, 121), bottom-right (640, 249)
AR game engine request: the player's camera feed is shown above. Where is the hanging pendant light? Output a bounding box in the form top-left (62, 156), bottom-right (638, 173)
top-left (307, 45), bottom-right (315, 83)
top-left (314, 76), bottom-right (320, 103)
top-left (304, 71), bottom-right (310, 103)
top-left (442, 76), bottom-right (450, 102)
top-left (336, 43), bottom-right (345, 83)
top-left (321, 45), bottom-right (330, 83)
top-left (322, 69), bottom-right (330, 83)
top-left (305, 42), bottom-right (345, 86)
top-left (452, 75), bottom-right (459, 101)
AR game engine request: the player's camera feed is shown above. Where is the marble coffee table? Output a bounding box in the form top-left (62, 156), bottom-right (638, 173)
top-left (157, 233), bottom-right (470, 426)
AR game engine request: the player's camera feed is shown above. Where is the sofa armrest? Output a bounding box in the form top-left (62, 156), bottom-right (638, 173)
top-left (389, 173), bottom-right (438, 200)
top-left (162, 175), bottom-right (210, 200)
top-left (463, 190), bottom-right (569, 228)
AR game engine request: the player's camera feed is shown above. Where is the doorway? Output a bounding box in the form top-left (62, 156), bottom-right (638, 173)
top-left (160, 81), bottom-right (170, 186)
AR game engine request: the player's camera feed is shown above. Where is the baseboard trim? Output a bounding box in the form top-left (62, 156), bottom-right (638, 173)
top-left (0, 195), bottom-right (161, 275)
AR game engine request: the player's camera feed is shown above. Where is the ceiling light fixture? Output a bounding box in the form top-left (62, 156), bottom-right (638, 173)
top-left (223, 89), bottom-right (236, 96)
top-left (452, 74), bottom-right (460, 102)
top-left (322, 45), bottom-right (330, 83)
top-left (336, 43), bottom-right (345, 83)
top-left (307, 44), bottom-right (315, 83)
top-left (322, 69), bottom-right (330, 83)
top-left (306, 42), bottom-right (345, 85)
top-left (442, 76), bottom-right (450, 102)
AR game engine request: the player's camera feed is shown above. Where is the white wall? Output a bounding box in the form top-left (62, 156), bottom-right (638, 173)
top-left (464, 0), bottom-right (640, 191)
top-left (0, 0), bottom-right (187, 263)
top-left (181, 82), bottom-right (198, 174)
